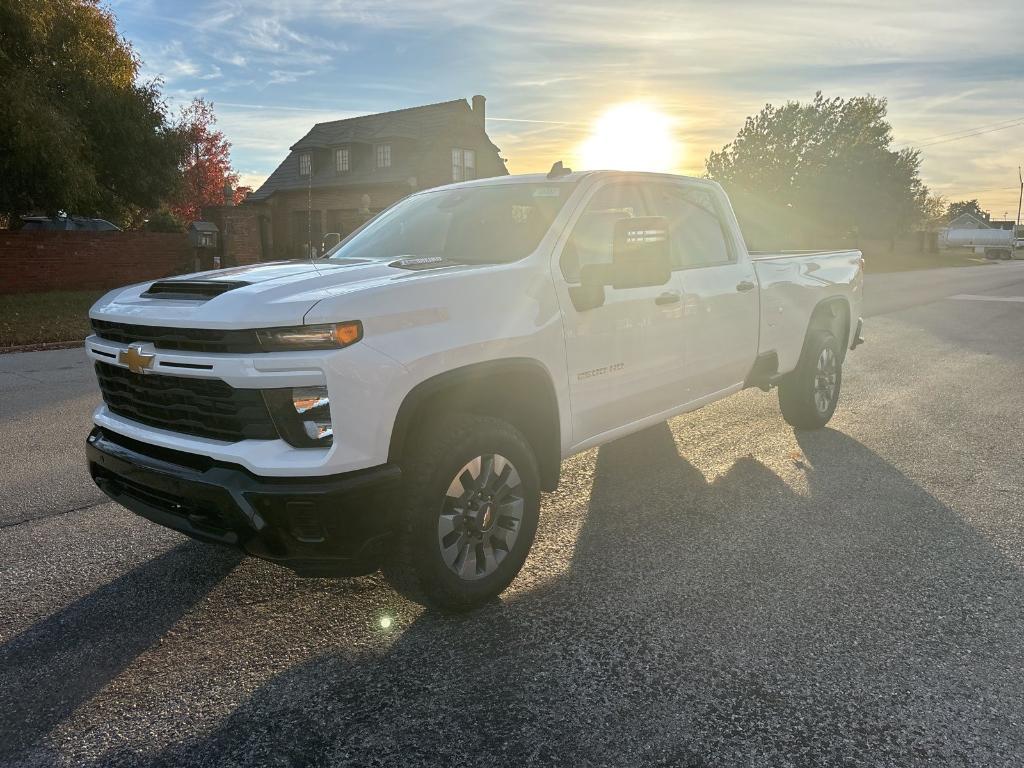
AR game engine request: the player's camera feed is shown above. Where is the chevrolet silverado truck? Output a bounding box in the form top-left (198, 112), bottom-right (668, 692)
top-left (86, 169), bottom-right (864, 610)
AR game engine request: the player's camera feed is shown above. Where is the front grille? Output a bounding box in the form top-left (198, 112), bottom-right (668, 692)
top-left (91, 319), bottom-right (262, 354)
top-left (95, 362), bottom-right (278, 442)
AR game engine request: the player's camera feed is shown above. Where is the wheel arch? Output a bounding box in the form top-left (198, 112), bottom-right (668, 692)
top-left (805, 296), bottom-right (852, 362)
top-left (388, 358), bottom-right (562, 491)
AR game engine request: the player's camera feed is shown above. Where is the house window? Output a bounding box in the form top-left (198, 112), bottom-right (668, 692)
top-left (452, 148), bottom-right (476, 181)
top-left (335, 148), bottom-right (349, 173)
top-left (298, 153), bottom-right (312, 176)
top-left (375, 144), bottom-right (391, 169)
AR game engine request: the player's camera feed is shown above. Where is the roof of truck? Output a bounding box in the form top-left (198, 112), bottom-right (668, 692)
top-left (438, 169), bottom-right (714, 191)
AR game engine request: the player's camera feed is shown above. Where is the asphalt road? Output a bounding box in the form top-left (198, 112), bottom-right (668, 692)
top-left (3, 261), bottom-right (1024, 766)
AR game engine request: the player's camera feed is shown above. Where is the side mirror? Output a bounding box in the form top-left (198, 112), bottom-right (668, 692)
top-left (610, 216), bottom-right (671, 289)
top-left (568, 215), bottom-right (672, 312)
top-left (322, 232), bottom-right (342, 251)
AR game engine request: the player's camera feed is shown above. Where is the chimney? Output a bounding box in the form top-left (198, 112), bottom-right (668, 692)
top-left (223, 181), bottom-right (234, 206)
top-left (471, 94), bottom-right (486, 129)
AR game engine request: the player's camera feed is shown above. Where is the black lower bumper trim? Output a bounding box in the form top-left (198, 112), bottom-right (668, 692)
top-left (87, 427), bottom-right (401, 576)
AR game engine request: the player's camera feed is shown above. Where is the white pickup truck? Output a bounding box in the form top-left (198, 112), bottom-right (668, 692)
top-left (86, 169), bottom-right (864, 609)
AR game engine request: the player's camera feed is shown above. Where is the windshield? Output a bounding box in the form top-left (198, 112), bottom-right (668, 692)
top-left (324, 182), bottom-right (572, 264)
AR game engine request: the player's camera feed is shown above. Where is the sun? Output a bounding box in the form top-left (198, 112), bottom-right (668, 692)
top-left (580, 103), bottom-right (678, 172)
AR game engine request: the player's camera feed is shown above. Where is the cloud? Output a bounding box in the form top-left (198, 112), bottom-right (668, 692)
top-left (117, 0), bottom-right (1022, 213)
top-left (267, 69), bottom-right (316, 85)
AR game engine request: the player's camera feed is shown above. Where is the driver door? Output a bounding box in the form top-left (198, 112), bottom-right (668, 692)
top-left (553, 181), bottom-right (687, 447)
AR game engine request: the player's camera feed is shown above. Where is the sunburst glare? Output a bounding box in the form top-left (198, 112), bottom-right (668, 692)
top-left (580, 103), bottom-right (678, 172)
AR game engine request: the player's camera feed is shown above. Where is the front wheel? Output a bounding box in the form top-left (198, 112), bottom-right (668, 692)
top-left (385, 413), bottom-right (540, 611)
top-left (778, 329), bottom-right (843, 429)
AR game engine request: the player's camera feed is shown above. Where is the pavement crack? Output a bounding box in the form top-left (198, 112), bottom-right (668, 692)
top-left (0, 497), bottom-right (109, 530)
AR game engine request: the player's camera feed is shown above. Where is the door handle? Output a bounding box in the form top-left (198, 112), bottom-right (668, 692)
top-left (655, 291), bottom-right (681, 305)
top-left (736, 280), bottom-right (756, 292)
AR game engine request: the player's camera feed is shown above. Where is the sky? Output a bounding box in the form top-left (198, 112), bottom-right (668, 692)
top-left (113, 0), bottom-right (1023, 218)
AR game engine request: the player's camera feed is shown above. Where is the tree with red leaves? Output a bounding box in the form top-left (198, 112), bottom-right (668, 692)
top-left (169, 98), bottom-right (242, 223)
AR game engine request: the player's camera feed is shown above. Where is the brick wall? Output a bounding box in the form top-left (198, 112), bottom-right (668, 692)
top-left (200, 204), bottom-right (264, 266)
top-left (0, 231), bottom-right (193, 295)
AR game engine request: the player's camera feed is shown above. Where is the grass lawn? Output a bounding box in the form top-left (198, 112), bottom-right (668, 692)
top-left (863, 247), bottom-right (991, 273)
top-left (0, 289), bottom-right (106, 348)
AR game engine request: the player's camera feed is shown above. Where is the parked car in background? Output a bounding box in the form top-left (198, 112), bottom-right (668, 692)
top-left (20, 215), bottom-right (121, 232)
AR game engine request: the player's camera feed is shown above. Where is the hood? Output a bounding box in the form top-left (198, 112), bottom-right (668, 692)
top-left (89, 258), bottom-right (478, 329)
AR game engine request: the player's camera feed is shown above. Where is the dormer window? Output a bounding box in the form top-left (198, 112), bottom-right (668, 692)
top-left (375, 143), bottom-right (391, 169)
top-left (298, 153), bottom-right (312, 176)
top-left (335, 148), bottom-right (350, 173)
top-left (452, 148), bottom-right (476, 181)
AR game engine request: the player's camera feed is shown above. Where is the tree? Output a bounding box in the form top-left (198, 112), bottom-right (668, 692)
top-left (946, 199), bottom-right (987, 222)
top-left (0, 0), bottom-right (184, 225)
top-left (169, 98), bottom-right (242, 223)
top-left (143, 209), bottom-right (184, 233)
top-left (706, 93), bottom-right (928, 249)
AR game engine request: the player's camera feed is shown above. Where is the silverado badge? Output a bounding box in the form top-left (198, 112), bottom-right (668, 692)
top-left (119, 344), bottom-right (155, 374)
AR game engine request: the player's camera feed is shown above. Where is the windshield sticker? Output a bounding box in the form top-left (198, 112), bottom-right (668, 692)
top-left (532, 187), bottom-right (561, 198)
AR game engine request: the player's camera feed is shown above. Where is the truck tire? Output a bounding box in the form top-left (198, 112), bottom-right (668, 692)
top-left (778, 329), bottom-right (842, 430)
top-left (385, 413), bottom-right (541, 611)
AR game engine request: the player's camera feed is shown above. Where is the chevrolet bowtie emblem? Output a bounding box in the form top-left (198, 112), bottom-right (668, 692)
top-left (118, 344), bottom-right (156, 374)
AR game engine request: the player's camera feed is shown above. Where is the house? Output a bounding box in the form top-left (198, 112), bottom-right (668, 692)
top-left (946, 212), bottom-right (990, 229)
top-left (247, 95), bottom-right (507, 258)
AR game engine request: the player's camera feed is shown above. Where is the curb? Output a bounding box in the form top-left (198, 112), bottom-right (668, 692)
top-left (0, 340), bottom-right (85, 355)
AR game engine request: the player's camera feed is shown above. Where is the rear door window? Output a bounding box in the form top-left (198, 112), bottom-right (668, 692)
top-left (647, 185), bottom-right (733, 269)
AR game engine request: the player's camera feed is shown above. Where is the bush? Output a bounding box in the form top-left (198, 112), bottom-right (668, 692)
top-left (144, 209), bottom-right (184, 233)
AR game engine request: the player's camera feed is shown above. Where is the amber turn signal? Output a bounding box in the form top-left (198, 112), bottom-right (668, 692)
top-left (332, 321), bottom-right (362, 346)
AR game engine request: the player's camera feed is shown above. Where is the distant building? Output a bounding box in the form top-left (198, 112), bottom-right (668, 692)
top-left (987, 219), bottom-right (1017, 231)
top-left (247, 95), bottom-right (507, 258)
top-left (946, 212), bottom-right (990, 230)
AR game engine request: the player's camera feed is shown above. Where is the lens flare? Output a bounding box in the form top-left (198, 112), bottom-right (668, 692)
top-left (379, 615), bottom-right (393, 630)
top-left (580, 103), bottom-right (678, 172)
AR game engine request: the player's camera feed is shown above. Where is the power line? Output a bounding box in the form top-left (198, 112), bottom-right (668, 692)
top-left (916, 120), bottom-right (1024, 148)
top-left (905, 115), bottom-right (1024, 145)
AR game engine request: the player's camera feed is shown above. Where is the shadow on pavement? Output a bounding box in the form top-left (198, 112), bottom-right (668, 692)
top-left (0, 541), bottom-right (241, 764)
top-left (109, 423), bottom-right (1024, 766)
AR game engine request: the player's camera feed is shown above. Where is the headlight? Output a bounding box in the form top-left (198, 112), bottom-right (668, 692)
top-left (264, 385), bottom-right (333, 447)
top-left (256, 321), bottom-right (362, 351)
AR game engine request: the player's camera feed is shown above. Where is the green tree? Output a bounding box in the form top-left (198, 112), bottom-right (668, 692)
top-left (706, 93), bottom-right (928, 249)
top-left (143, 208), bottom-right (185, 233)
top-left (945, 199), bottom-right (987, 222)
top-left (915, 193), bottom-right (949, 231)
top-left (0, 0), bottom-right (184, 225)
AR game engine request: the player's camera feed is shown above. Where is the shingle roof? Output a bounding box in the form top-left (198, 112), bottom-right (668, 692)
top-left (249, 98), bottom-right (498, 201)
top-left (290, 99), bottom-right (471, 148)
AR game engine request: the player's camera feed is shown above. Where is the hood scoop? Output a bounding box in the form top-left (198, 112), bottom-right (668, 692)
top-left (141, 279), bottom-right (251, 301)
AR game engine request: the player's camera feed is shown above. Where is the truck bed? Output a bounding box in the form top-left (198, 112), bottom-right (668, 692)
top-left (751, 249), bottom-right (863, 374)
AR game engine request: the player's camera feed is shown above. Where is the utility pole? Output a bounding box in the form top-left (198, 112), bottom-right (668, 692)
top-left (1017, 166), bottom-right (1022, 228)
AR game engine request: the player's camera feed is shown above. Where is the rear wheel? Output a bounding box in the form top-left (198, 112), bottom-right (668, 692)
top-left (385, 413), bottom-right (540, 611)
top-left (778, 329), bottom-right (842, 429)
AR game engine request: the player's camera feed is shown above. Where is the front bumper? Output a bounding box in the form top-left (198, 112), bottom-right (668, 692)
top-left (87, 427), bottom-right (401, 576)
